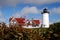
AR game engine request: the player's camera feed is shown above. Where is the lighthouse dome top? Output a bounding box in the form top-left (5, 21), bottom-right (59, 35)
top-left (42, 8), bottom-right (49, 14)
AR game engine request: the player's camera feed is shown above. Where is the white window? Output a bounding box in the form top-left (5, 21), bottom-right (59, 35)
top-left (11, 21), bottom-right (16, 24)
top-left (14, 22), bottom-right (16, 24)
top-left (30, 21), bottom-right (32, 24)
top-left (11, 22), bottom-right (13, 24)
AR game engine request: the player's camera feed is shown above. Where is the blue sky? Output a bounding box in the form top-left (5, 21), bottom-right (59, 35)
top-left (0, 0), bottom-right (60, 24)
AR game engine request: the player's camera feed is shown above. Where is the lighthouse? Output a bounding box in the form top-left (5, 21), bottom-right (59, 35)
top-left (41, 8), bottom-right (49, 28)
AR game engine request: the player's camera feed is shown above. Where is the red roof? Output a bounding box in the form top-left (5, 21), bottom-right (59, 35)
top-left (9, 18), bottom-right (25, 25)
top-left (15, 18), bottom-right (25, 23)
top-left (33, 20), bottom-right (40, 24)
top-left (9, 18), bottom-right (40, 26)
top-left (15, 18), bottom-right (25, 25)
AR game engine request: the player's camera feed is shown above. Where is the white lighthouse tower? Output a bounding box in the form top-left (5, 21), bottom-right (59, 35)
top-left (41, 8), bottom-right (49, 28)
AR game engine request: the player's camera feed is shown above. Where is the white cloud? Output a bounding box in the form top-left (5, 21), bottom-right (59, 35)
top-left (21, 0), bottom-right (60, 4)
top-left (0, 0), bottom-right (60, 6)
top-left (21, 6), bottom-right (39, 14)
top-left (0, 11), bottom-right (4, 22)
top-left (49, 7), bottom-right (60, 24)
top-left (0, 11), bottom-right (2, 17)
top-left (13, 6), bottom-right (39, 17)
top-left (51, 7), bottom-right (60, 14)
